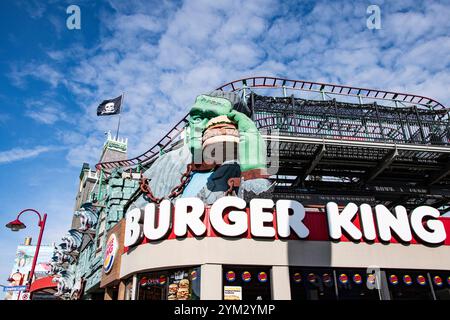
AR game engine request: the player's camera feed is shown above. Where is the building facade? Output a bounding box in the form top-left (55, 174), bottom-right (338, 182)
top-left (51, 132), bottom-right (140, 299)
top-left (55, 77), bottom-right (450, 300)
top-left (5, 237), bottom-right (55, 300)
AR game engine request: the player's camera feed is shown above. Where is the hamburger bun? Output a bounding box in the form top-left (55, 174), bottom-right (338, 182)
top-left (203, 116), bottom-right (239, 145)
top-left (179, 279), bottom-right (190, 289)
top-left (224, 295), bottom-right (241, 300)
top-left (176, 287), bottom-right (190, 300)
top-left (169, 283), bottom-right (178, 294)
top-left (205, 115), bottom-right (234, 129)
top-left (202, 116), bottom-right (239, 164)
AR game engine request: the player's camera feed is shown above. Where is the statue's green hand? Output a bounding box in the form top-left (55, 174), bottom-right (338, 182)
top-left (227, 110), bottom-right (266, 172)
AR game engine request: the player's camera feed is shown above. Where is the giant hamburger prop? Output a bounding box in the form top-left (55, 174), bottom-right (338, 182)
top-left (202, 115), bottom-right (239, 165)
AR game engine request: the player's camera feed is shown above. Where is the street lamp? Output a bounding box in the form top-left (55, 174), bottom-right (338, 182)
top-left (5, 209), bottom-right (47, 293)
top-left (5, 219), bottom-right (26, 231)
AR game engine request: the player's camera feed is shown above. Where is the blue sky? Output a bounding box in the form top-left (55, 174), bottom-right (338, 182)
top-left (0, 0), bottom-right (449, 295)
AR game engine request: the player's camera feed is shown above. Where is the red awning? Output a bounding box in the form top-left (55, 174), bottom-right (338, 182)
top-left (29, 276), bottom-right (57, 293)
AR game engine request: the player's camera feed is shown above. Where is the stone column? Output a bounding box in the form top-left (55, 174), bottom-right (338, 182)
top-left (271, 266), bottom-right (291, 300)
top-left (131, 274), bottom-right (138, 300)
top-left (118, 281), bottom-right (126, 300)
top-left (200, 264), bottom-right (222, 300)
top-left (104, 287), bottom-right (114, 300)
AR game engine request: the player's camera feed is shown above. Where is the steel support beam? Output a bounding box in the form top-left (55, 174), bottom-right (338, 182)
top-left (365, 148), bottom-right (398, 183)
top-left (425, 160), bottom-right (450, 186)
top-left (263, 135), bottom-right (450, 154)
top-left (292, 144), bottom-right (326, 186)
top-left (387, 195), bottom-right (412, 210)
top-left (430, 197), bottom-right (450, 210)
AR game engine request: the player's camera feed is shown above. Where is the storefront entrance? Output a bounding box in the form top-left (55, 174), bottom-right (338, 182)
top-left (139, 284), bottom-right (165, 300)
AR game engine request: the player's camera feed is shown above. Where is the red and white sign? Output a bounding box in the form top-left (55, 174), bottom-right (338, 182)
top-left (19, 292), bottom-right (30, 300)
top-left (103, 234), bottom-right (118, 274)
top-left (124, 197), bottom-right (449, 248)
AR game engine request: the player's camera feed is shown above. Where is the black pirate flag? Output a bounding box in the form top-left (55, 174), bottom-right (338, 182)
top-left (96, 95), bottom-right (122, 116)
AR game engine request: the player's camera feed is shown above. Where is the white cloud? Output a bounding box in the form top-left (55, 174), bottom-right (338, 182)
top-left (23, 99), bottom-right (74, 125)
top-left (25, 107), bottom-right (60, 124)
top-left (10, 63), bottom-right (67, 89)
top-left (14, 0), bottom-right (47, 19)
top-left (0, 146), bottom-right (57, 164)
top-left (8, 0), bottom-right (450, 170)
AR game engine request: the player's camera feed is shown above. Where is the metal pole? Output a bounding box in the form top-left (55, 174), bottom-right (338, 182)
top-left (26, 213), bottom-right (47, 293)
top-left (332, 270), bottom-right (339, 299)
top-left (115, 116), bottom-right (121, 140)
top-left (374, 102), bottom-right (386, 141)
top-left (333, 99), bottom-right (342, 138)
top-left (115, 93), bottom-right (124, 140)
top-left (131, 274), bottom-right (138, 300)
top-left (413, 105), bottom-right (427, 143)
top-left (17, 273), bottom-right (25, 300)
top-left (97, 169), bottom-right (104, 204)
top-left (250, 92), bottom-right (255, 120)
top-left (427, 272), bottom-right (437, 300)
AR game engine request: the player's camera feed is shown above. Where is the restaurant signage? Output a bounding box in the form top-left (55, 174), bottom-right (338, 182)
top-left (224, 286), bottom-right (242, 300)
top-left (103, 233), bottom-right (118, 274)
top-left (3, 285), bottom-right (27, 292)
top-left (124, 197), bottom-right (448, 247)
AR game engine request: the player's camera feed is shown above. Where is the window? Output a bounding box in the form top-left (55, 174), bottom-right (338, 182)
top-left (386, 269), bottom-right (434, 300)
top-left (290, 267), bottom-right (445, 300)
top-left (335, 268), bottom-right (380, 300)
top-left (290, 267), bottom-right (380, 300)
top-left (429, 271), bottom-right (450, 300)
top-left (223, 266), bottom-right (271, 300)
top-left (137, 267), bottom-right (201, 300)
top-left (289, 267), bottom-right (336, 300)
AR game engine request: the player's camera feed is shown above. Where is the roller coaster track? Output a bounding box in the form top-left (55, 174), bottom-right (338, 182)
top-left (95, 76), bottom-right (448, 171)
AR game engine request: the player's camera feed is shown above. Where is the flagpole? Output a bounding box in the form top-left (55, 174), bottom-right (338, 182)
top-left (115, 93), bottom-right (124, 140)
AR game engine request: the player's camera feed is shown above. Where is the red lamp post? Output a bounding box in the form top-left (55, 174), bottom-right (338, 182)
top-left (5, 209), bottom-right (47, 293)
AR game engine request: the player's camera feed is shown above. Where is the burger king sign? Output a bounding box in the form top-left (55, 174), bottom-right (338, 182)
top-left (103, 234), bottom-right (118, 274)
